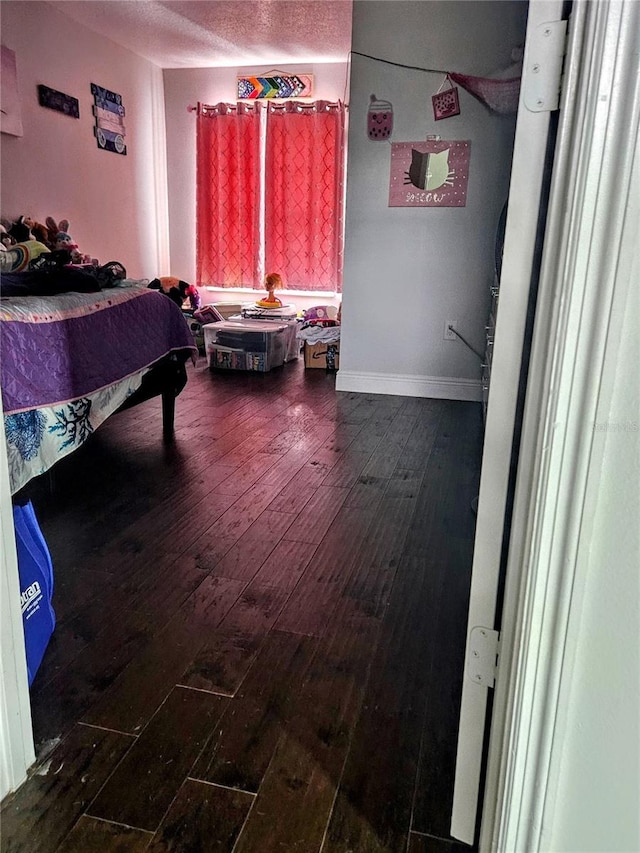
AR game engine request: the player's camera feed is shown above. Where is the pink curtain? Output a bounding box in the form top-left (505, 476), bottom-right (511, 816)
top-left (265, 101), bottom-right (345, 292)
top-left (196, 102), bottom-right (261, 288)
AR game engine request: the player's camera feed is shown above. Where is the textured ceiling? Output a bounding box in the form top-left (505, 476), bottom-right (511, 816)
top-left (48, 0), bottom-right (353, 68)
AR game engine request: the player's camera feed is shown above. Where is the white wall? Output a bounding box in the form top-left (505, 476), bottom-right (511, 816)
top-left (163, 61), bottom-right (349, 310)
top-left (338, 1), bottom-right (528, 400)
top-left (0, 1), bottom-right (168, 279)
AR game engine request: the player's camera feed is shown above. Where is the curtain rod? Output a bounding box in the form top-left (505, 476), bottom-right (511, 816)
top-left (188, 100), bottom-right (347, 113)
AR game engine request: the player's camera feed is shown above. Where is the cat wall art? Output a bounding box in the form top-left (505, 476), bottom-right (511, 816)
top-left (388, 140), bottom-right (471, 207)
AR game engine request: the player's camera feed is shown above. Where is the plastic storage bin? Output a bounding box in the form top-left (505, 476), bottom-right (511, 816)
top-left (204, 320), bottom-right (291, 372)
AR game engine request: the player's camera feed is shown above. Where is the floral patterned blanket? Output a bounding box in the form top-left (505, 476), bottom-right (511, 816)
top-left (1, 282), bottom-right (196, 493)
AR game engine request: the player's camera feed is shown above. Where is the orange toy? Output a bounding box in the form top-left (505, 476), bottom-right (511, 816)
top-left (256, 272), bottom-right (283, 308)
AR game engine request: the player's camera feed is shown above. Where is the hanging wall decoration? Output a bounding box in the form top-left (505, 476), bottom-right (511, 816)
top-left (237, 73), bottom-right (313, 100)
top-left (432, 75), bottom-right (460, 121)
top-left (1, 45), bottom-right (23, 137)
top-left (91, 83), bottom-right (126, 155)
top-left (37, 85), bottom-right (79, 118)
top-left (367, 94), bottom-right (393, 141)
top-left (388, 139), bottom-right (471, 207)
top-left (449, 72), bottom-right (520, 115)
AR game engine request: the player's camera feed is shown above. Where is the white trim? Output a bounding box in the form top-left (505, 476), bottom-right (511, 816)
top-left (335, 370), bottom-right (481, 401)
top-left (450, 1), bottom-right (564, 842)
top-left (204, 286), bottom-right (340, 300)
top-left (0, 391), bottom-right (35, 800)
top-left (483, 1), bottom-right (640, 850)
top-left (150, 64), bottom-right (170, 276)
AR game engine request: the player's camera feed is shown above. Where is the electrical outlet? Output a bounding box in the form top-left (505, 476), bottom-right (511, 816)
top-left (444, 320), bottom-right (458, 341)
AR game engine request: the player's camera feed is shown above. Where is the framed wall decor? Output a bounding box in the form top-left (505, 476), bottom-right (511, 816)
top-left (37, 85), bottom-right (79, 119)
top-left (1, 45), bottom-right (23, 137)
top-left (388, 139), bottom-right (471, 207)
top-left (237, 73), bottom-right (313, 100)
top-left (91, 83), bottom-right (126, 155)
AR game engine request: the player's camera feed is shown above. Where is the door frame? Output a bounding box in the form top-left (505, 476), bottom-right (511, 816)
top-left (451, 0), bottom-right (566, 841)
top-left (481, 0), bottom-right (639, 849)
top-left (0, 391), bottom-right (35, 800)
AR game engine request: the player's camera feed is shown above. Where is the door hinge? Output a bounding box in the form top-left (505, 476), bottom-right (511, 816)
top-left (467, 627), bottom-right (500, 688)
top-left (523, 19), bottom-right (568, 113)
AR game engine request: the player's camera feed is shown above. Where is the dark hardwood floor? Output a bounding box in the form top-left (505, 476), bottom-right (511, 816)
top-left (1, 355), bottom-right (482, 853)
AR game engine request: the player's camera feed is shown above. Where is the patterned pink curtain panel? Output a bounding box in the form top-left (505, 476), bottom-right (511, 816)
top-left (265, 101), bottom-right (346, 292)
top-left (196, 102), bottom-right (262, 288)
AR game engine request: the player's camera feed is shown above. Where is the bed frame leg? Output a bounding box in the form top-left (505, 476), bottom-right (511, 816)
top-left (162, 390), bottom-right (176, 440)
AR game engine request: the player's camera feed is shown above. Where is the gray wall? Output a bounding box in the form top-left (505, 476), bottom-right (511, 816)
top-left (338, 1), bottom-right (528, 399)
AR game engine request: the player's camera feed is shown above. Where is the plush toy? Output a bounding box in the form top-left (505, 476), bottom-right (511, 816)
top-left (45, 217), bottom-right (78, 253)
top-left (23, 216), bottom-right (51, 248)
top-left (8, 216), bottom-right (32, 244)
top-left (0, 223), bottom-right (11, 251)
top-left (44, 217), bottom-right (62, 249)
top-left (45, 216), bottom-right (93, 264)
top-left (148, 276), bottom-right (201, 309)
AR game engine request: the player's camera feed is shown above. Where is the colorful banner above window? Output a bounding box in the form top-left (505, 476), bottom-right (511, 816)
top-left (91, 83), bottom-right (126, 155)
top-left (237, 74), bottom-right (313, 100)
top-left (389, 140), bottom-right (471, 208)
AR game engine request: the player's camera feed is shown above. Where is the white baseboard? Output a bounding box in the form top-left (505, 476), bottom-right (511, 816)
top-left (335, 370), bottom-right (482, 401)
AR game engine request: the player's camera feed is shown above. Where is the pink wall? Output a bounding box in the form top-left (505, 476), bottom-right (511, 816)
top-left (0, 2), bottom-right (168, 279)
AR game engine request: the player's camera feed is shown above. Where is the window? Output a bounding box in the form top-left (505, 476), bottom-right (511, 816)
top-left (196, 100), bottom-right (346, 293)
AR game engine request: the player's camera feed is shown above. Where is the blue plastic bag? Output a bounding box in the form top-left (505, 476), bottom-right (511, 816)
top-left (13, 501), bottom-right (56, 686)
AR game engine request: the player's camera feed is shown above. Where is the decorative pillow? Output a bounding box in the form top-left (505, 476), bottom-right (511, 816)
top-left (303, 305), bottom-right (338, 324)
top-left (0, 240), bottom-right (50, 274)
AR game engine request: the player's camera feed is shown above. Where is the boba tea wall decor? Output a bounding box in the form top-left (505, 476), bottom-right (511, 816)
top-left (367, 95), bottom-right (394, 141)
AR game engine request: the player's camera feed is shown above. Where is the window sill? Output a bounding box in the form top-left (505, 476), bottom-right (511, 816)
top-left (203, 286), bottom-right (339, 299)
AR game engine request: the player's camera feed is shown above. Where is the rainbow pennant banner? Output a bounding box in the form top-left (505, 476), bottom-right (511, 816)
top-left (237, 74), bottom-right (313, 100)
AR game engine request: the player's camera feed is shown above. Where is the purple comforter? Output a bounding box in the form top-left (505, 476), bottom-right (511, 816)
top-left (1, 284), bottom-right (196, 415)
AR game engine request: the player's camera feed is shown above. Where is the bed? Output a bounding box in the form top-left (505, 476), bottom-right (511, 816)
top-left (1, 280), bottom-right (197, 495)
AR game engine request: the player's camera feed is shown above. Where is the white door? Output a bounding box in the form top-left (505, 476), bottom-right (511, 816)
top-left (450, 0), bottom-right (567, 843)
top-left (452, 0), bottom-right (640, 847)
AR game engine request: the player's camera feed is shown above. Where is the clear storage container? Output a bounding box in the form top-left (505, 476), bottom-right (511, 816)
top-left (204, 320), bottom-right (292, 372)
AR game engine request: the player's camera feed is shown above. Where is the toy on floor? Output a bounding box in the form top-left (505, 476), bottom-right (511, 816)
top-left (256, 272), bottom-right (283, 308)
top-left (148, 276), bottom-right (201, 309)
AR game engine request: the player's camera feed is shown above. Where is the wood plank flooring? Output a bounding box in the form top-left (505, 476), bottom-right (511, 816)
top-left (1, 357), bottom-right (483, 852)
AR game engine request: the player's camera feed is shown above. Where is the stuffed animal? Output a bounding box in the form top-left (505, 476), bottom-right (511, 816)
top-left (8, 216), bottom-right (32, 244)
top-left (45, 216), bottom-right (93, 264)
top-left (0, 223), bottom-right (11, 251)
top-left (148, 276), bottom-right (201, 309)
top-left (44, 217), bottom-right (61, 249)
top-left (45, 217), bottom-right (78, 253)
top-left (23, 216), bottom-right (51, 248)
